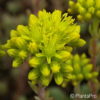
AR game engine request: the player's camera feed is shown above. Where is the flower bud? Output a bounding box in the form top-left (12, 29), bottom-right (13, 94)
top-left (76, 39), bottom-right (86, 47)
top-left (65, 60), bottom-right (72, 65)
top-left (73, 64), bottom-right (81, 74)
top-left (65, 46), bottom-right (73, 52)
top-left (81, 53), bottom-right (87, 59)
top-left (67, 74), bottom-right (76, 80)
top-left (4, 40), bottom-right (11, 49)
top-left (67, 8), bottom-right (73, 13)
top-left (69, 26), bottom-right (80, 42)
top-left (78, 0), bottom-right (84, 4)
top-left (85, 73), bottom-right (92, 79)
top-left (18, 50), bottom-right (27, 60)
top-left (96, 10), bottom-right (100, 18)
top-left (16, 37), bottom-right (26, 48)
top-left (81, 58), bottom-right (90, 66)
top-left (11, 37), bottom-right (26, 48)
top-left (55, 73), bottom-right (63, 85)
top-left (51, 62), bottom-right (60, 73)
top-left (86, 0), bottom-right (94, 7)
top-left (77, 15), bottom-right (83, 21)
top-left (41, 76), bottom-right (50, 86)
top-left (92, 72), bottom-right (98, 77)
top-left (29, 57), bottom-right (40, 68)
top-left (28, 42), bottom-right (38, 53)
top-left (10, 30), bottom-right (18, 38)
top-left (63, 65), bottom-right (73, 73)
top-left (88, 7), bottom-right (95, 14)
top-left (69, 0), bottom-right (74, 7)
top-left (0, 50), bottom-right (5, 57)
top-left (73, 54), bottom-right (80, 64)
top-left (12, 58), bottom-right (22, 68)
top-left (76, 74), bottom-right (83, 80)
top-left (55, 51), bottom-right (71, 61)
top-left (17, 25), bottom-right (29, 35)
top-left (7, 49), bottom-right (18, 57)
top-left (78, 6), bottom-right (86, 14)
top-left (85, 13), bottom-right (92, 20)
top-left (28, 69), bottom-right (38, 80)
top-left (29, 14), bottom-right (38, 28)
top-left (41, 64), bottom-right (50, 76)
top-left (75, 2), bottom-right (81, 9)
top-left (47, 57), bottom-right (51, 64)
top-left (83, 64), bottom-right (93, 72)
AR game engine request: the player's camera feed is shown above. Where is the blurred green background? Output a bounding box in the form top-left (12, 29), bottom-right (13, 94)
top-left (0, 0), bottom-right (100, 100)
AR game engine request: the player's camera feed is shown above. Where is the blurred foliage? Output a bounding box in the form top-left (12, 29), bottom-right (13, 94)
top-left (48, 87), bottom-right (68, 100)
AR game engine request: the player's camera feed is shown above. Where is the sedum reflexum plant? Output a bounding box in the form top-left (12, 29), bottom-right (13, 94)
top-left (3, 10), bottom-right (86, 87)
top-left (1, 9), bottom-right (99, 100)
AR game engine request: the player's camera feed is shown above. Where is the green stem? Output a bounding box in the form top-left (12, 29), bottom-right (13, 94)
top-left (37, 85), bottom-right (46, 100)
top-left (89, 38), bottom-right (97, 100)
top-left (90, 38), bottom-right (97, 70)
top-left (88, 18), bottom-right (99, 100)
top-left (74, 84), bottom-right (81, 100)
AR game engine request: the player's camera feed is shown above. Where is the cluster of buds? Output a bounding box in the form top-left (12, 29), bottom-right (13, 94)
top-left (68, 0), bottom-right (100, 21)
top-left (64, 54), bottom-right (98, 86)
top-left (3, 10), bottom-right (86, 86)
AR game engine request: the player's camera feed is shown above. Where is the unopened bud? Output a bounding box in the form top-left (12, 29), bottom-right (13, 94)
top-left (55, 51), bottom-right (71, 61)
top-left (28, 69), bottom-right (38, 80)
top-left (83, 64), bottom-right (93, 72)
top-left (12, 58), bottom-right (22, 68)
top-left (69, 0), bottom-right (74, 7)
top-left (76, 39), bottom-right (86, 47)
top-left (63, 65), bottom-right (73, 73)
top-left (85, 73), bottom-right (92, 79)
top-left (41, 64), bottom-right (50, 76)
top-left (17, 25), bottom-right (29, 35)
top-left (0, 50), bottom-right (5, 57)
top-left (88, 7), bottom-right (95, 14)
top-left (85, 13), bottom-right (92, 20)
top-left (18, 50), bottom-right (27, 60)
top-left (55, 73), bottom-right (63, 85)
top-left (77, 74), bottom-right (83, 80)
top-left (77, 15), bottom-right (83, 21)
top-left (29, 57), bottom-right (40, 67)
top-left (10, 30), bottom-right (18, 38)
top-left (96, 10), bottom-right (100, 18)
top-left (92, 72), bottom-right (98, 77)
top-left (28, 42), bottom-right (38, 53)
top-left (41, 76), bottom-right (50, 86)
top-left (51, 62), bottom-right (60, 73)
top-left (7, 49), bottom-right (18, 57)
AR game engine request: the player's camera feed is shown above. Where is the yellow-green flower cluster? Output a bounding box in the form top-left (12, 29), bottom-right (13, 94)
top-left (3, 10), bottom-right (86, 86)
top-left (65, 54), bottom-right (98, 86)
top-left (68, 0), bottom-right (100, 21)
